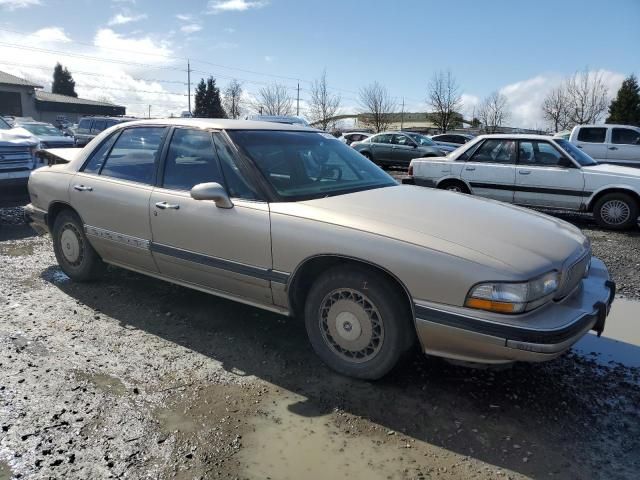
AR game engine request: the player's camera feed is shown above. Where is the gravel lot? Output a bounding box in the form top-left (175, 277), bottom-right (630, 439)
top-left (1, 203), bottom-right (639, 480)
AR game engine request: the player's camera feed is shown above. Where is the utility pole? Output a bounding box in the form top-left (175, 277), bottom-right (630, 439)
top-left (187, 59), bottom-right (191, 115)
top-left (148, 105), bottom-right (151, 119)
top-left (296, 81), bottom-right (300, 116)
top-left (400, 97), bottom-right (405, 130)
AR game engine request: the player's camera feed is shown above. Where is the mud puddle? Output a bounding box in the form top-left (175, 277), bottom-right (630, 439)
top-left (239, 392), bottom-right (451, 480)
top-left (0, 243), bottom-right (34, 256)
top-left (574, 297), bottom-right (640, 368)
top-left (74, 371), bottom-right (127, 396)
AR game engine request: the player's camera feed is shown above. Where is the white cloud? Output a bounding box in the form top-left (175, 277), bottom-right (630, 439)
top-left (108, 12), bottom-right (148, 26)
top-left (459, 93), bottom-right (480, 119)
top-left (207, 0), bottom-right (268, 14)
top-left (176, 13), bottom-right (192, 21)
top-left (264, 55), bottom-right (274, 62)
top-left (31, 27), bottom-right (71, 44)
top-left (0, 0), bottom-right (41, 10)
top-left (180, 23), bottom-right (202, 34)
top-left (93, 28), bottom-right (172, 62)
top-left (223, 27), bottom-right (236, 33)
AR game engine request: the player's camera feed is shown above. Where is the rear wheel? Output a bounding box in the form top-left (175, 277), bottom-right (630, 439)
top-left (438, 180), bottom-right (469, 194)
top-left (304, 266), bottom-right (414, 379)
top-left (52, 210), bottom-right (106, 281)
top-left (593, 192), bottom-right (639, 230)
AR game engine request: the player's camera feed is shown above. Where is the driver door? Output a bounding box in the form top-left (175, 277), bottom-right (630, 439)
top-left (149, 128), bottom-right (273, 305)
top-left (391, 133), bottom-right (419, 165)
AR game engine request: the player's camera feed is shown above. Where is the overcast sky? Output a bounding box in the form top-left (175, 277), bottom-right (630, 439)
top-left (1, 0), bottom-right (638, 127)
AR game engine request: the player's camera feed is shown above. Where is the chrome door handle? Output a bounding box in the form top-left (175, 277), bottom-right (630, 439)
top-left (155, 201), bottom-right (180, 210)
top-left (609, 146), bottom-right (618, 150)
top-left (73, 184), bottom-right (93, 191)
top-left (519, 170), bottom-right (531, 175)
top-left (465, 166), bottom-right (475, 171)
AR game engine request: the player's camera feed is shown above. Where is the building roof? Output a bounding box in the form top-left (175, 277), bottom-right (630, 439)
top-left (34, 91), bottom-right (123, 108)
top-left (0, 70), bottom-right (43, 88)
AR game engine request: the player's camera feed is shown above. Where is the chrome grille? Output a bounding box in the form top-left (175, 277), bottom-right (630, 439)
top-left (42, 141), bottom-right (73, 148)
top-left (556, 252), bottom-right (591, 299)
top-left (0, 146), bottom-right (32, 171)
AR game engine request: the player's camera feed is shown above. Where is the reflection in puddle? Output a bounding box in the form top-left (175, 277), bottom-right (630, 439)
top-left (574, 297), bottom-right (640, 368)
top-left (240, 393), bottom-right (443, 480)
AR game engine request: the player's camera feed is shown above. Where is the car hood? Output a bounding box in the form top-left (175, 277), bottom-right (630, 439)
top-left (271, 185), bottom-right (588, 276)
top-left (0, 127), bottom-right (39, 147)
top-left (583, 163), bottom-right (640, 179)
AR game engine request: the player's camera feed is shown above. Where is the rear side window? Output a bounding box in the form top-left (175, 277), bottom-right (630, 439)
top-left (469, 139), bottom-right (516, 164)
top-left (611, 128), bottom-right (640, 145)
top-left (371, 134), bottom-right (392, 144)
top-left (577, 127), bottom-right (606, 143)
top-left (99, 127), bottom-right (165, 184)
top-left (162, 129), bottom-right (223, 191)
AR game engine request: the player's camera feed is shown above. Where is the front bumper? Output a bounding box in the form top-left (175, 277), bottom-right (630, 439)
top-left (414, 257), bottom-right (615, 364)
top-left (24, 203), bottom-right (49, 235)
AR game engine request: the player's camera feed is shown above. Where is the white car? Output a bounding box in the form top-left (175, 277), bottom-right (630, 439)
top-left (562, 124), bottom-right (640, 167)
top-left (338, 132), bottom-right (371, 146)
top-left (406, 134), bottom-right (640, 230)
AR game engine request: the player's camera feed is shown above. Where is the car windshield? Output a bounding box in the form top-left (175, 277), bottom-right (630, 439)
top-left (0, 117), bottom-right (10, 130)
top-left (554, 138), bottom-right (598, 166)
top-left (19, 123), bottom-right (61, 136)
top-left (228, 130), bottom-right (397, 201)
top-left (407, 133), bottom-right (436, 146)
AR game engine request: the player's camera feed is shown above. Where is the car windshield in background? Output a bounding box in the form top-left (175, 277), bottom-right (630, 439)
top-left (407, 133), bottom-right (436, 146)
top-left (228, 130), bottom-right (397, 201)
top-left (20, 124), bottom-right (61, 136)
top-left (555, 138), bottom-right (598, 166)
top-left (0, 117), bottom-right (10, 130)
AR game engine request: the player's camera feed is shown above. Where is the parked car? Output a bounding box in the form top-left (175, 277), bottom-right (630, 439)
top-left (339, 132), bottom-right (371, 146)
top-left (430, 133), bottom-right (475, 149)
top-left (14, 121), bottom-right (74, 148)
top-left (247, 115), bottom-right (310, 126)
top-left (352, 131), bottom-right (445, 167)
top-left (74, 117), bottom-right (133, 147)
top-left (0, 116), bottom-right (41, 207)
top-left (563, 124), bottom-right (640, 166)
top-left (406, 134), bottom-right (640, 229)
top-left (25, 119), bottom-right (614, 379)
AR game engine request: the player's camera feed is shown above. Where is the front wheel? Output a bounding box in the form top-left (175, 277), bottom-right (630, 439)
top-left (304, 266), bottom-right (414, 379)
top-left (593, 192), bottom-right (639, 230)
top-left (52, 210), bottom-right (106, 281)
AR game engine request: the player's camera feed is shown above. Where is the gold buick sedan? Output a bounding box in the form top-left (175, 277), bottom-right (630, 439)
top-left (26, 119), bottom-right (615, 379)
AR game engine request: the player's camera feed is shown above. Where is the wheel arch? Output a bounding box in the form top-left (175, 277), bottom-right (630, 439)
top-left (286, 254), bottom-right (415, 322)
top-left (47, 201), bottom-right (84, 231)
top-left (586, 186), bottom-right (640, 212)
top-left (435, 176), bottom-right (472, 191)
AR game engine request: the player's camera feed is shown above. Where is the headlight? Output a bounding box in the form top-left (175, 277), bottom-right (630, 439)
top-left (465, 271), bottom-right (559, 314)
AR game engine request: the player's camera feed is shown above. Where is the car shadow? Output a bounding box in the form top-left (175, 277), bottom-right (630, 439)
top-left (43, 265), bottom-right (640, 479)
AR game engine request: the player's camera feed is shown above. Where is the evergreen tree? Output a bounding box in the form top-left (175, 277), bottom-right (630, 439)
top-left (193, 79), bottom-right (207, 117)
top-left (52, 63), bottom-right (78, 97)
top-left (606, 74), bottom-right (640, 126)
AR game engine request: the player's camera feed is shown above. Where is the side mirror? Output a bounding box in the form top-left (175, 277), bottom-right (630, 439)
top-left (190, 182), bottom-right (234, 209)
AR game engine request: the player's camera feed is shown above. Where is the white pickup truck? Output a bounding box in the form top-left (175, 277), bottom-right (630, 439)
top-left (560, 124), bottom-right (640, 166)
top-left (406, 134), bottom-right (640, 230)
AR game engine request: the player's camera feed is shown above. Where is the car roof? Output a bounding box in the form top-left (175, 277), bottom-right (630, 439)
top-left (475, 133), bottom-right (555, 141)
top-left (113, 118), bottom-right (318, 131)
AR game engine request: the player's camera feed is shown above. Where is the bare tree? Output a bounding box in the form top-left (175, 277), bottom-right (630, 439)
top-left (308, 70), bottom-right (341, 131)
top-left (256, 83), bottom-right (293, 116)
top-left (565, 68), bottom-right (609, 125)
top-left (542, 85), bottom-right (571, 132)
top-left (358, 82), bottom-right (395, 133)
top-left (223, 79), bottom-right (243, 119)
top-left (477, 91), bottom-right (510, 133)
top-left (427, 70), bottom-right (461, 133)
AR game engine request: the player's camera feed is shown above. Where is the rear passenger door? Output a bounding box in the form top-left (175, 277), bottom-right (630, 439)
top-left (574, 127), bottom-right (608, 162)
top-left (514, 140), bottom-right (584, 209)
top-left (462, 139), bottom-right (517, 203)
top-left (70, 126), bottom-right (167, 272)
top-left (149, 128), bottom-right (273, 305)
top-left (369, 134), bottom-right (394, 165)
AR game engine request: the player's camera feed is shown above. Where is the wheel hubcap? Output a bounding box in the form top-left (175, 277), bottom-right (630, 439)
top-left (319, 289), bottom-right (384, 363)
top-left (60, 224), bottom-right (84, 265)
top-left (601, 200), bottom-right (630, 225)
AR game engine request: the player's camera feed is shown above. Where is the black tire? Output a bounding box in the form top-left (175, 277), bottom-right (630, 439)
top-left (52, 209), bottom-right (106, 281)
top-left (438, 180), bottom-right (469, 194)
top-left (361, 151), bottom-right (372, 160)
top-left (593, 192), bottom-right (639, 230)
top-left (304, 266), bottom-right (414, 380)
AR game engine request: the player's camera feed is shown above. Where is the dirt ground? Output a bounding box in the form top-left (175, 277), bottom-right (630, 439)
top-left (1, 204), bottom-right (639, 480)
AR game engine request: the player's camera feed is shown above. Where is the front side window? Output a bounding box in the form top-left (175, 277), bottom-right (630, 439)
top-left (99, 127), bottom-right (165, 184)
top-left (392, 134), bottom-right (414, 146)
top-left (162, 129), bottom-right (223, 191)
top-left (77, 119), bottom-right (91, 133)
top-left (611, 128), bottom-right (640, 145)
top-left (228, 130), bottom-right (396, 201)
top-left (82, 133), bottom-right (119, 174)
top-left (407, 133), bottom-right (436, 146)
top-left (212, 133), bottom-right (259, 200)
top-left (371, 133), bottom-right (392, 144)
top-left (518, 141), bottom-right (566, 166)
top-left (577, 127), bottom-right (606, 143)
top-left (470, 139), bottom-right (516, 164)
top-left (91, 120), bottom-right (106, 133)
